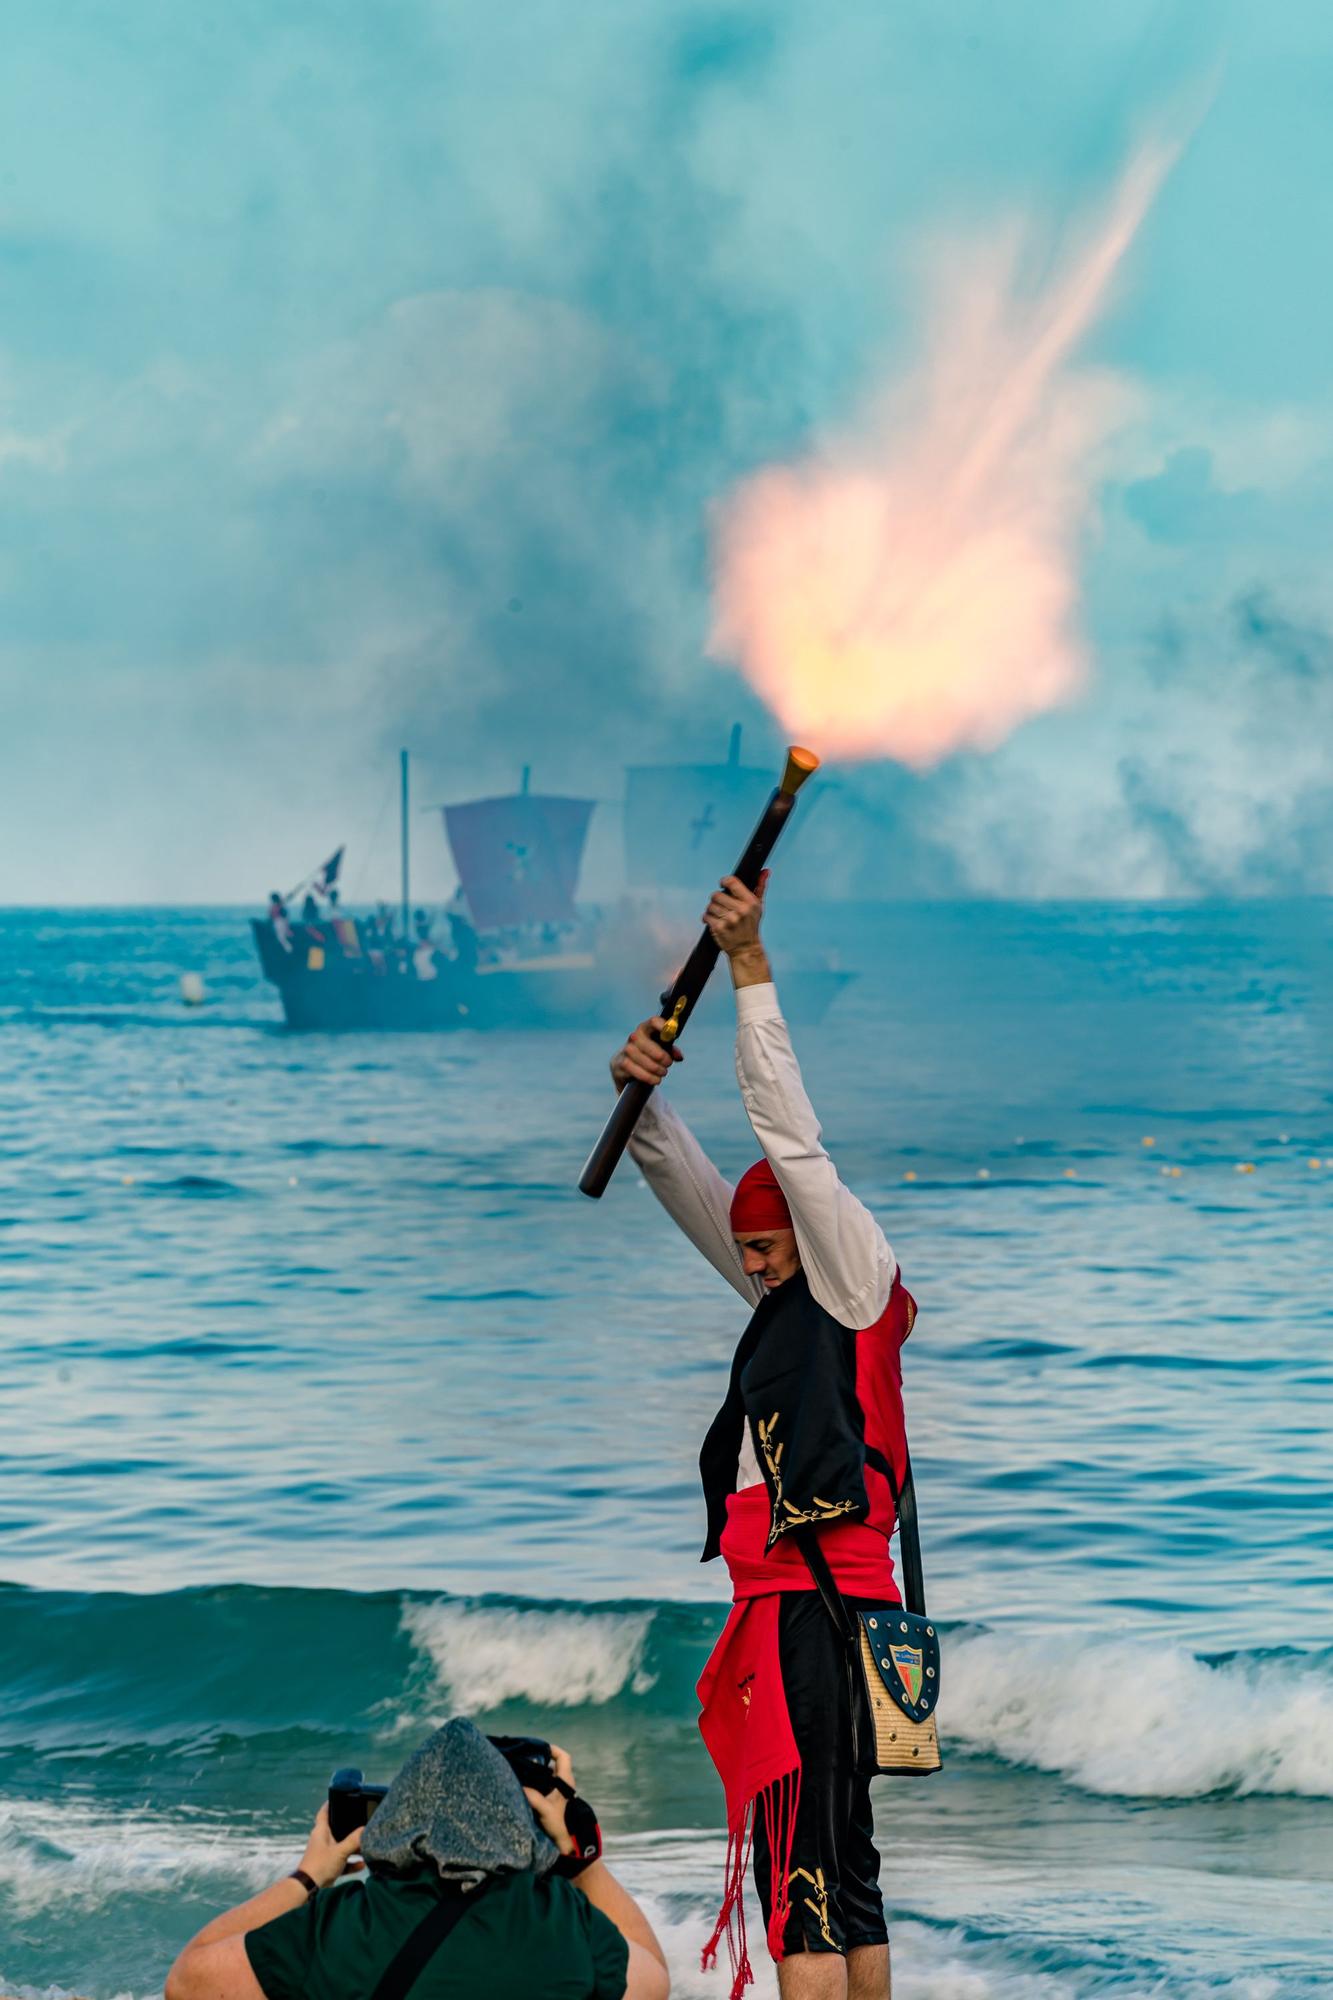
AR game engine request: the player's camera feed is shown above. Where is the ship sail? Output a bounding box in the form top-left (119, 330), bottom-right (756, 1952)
top-left (443, 792), bottom-right (594, 932)
top-left (623, 727), bottom-right (772, 890)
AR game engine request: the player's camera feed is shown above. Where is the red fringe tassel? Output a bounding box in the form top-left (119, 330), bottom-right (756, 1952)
top-left (701, 1768), bottom-right (800, 2000)
top-left (701, 1806), bottom-right (754, 2000)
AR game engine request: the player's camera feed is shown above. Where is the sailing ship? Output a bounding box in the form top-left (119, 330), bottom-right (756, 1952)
top-left (251, 735), bottom-right (853, 1031)
top-left (623, 723), bottom-right (773, 894)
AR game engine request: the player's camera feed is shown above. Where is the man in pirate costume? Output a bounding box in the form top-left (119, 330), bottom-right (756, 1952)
top-left (610, 874), bottom-right (916, 2000)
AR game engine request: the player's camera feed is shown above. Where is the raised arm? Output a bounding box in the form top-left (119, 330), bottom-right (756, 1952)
top-left (613, 1018), bottom-right (761, 1306)
top-left (165, 1807), bottom-right (362, 2000)
top-left (702, 877), bottom-right (896, 1329)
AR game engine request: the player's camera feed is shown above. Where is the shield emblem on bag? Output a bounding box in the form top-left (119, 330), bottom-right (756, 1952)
top-left (859, 1608), bottom-right (940, 1727)
top-left (889, 1643), bottom-right (923, 1704)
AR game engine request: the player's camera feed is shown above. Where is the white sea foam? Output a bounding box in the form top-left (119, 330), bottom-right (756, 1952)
top-left (401, 1598), bottom-right (657, 1709)
top-left (0, 1796), bottom-right (287, 1917)
top-left (0, 1811), bottom-right (1292, 2000)
top-left (942, 1627), bottom-right (1333, 1797)
top-left (612, 1835), bottom-right (1284, 2000)
top-left (643, 1919), bottom-right (1283, 2000)
top-left (0, 1988), bottom-right (137, 2000)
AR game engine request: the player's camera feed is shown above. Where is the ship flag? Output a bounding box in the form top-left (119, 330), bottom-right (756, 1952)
top-left (311, 846), bottom-right (345, 896)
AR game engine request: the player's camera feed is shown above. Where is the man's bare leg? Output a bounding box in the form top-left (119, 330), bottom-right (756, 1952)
top-left (773, 1939), bottom-right (890, 1999)
top-left (847, 1941), bottom-right (891, 1998)
top-left (775, 1948), bottom-right (847, 1997)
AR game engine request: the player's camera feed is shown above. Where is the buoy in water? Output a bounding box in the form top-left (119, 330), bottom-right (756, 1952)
top-left (180, 972), bottom-right (207, 1008)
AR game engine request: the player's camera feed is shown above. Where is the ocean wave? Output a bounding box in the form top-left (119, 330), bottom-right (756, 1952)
top-left (4, 1581), bottom-right (1332, 1803)
top-left (144, 1173), bottom-right (244, 1198)
top-left (943, 1627), bottom-right (1333, 1798)
top-left (401, 1598), bottom-right (658, 1709)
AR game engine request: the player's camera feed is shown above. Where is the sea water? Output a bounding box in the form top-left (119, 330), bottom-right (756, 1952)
top-left (0, 902), bottom-right (1330, 1997)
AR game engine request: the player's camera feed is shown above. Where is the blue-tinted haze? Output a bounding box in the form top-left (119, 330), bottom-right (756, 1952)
top-left (2, 3), bottom-right (1332, 899)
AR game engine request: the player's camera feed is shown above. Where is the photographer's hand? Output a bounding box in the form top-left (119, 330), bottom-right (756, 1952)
top-left (522, 1742), bottom-right (577, 1855)
top-left (298, 1802), bottom-right (365, 1887)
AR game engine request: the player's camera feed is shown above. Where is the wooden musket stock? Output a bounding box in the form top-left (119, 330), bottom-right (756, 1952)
top-left (578, 745), bottom-right (818, 1198)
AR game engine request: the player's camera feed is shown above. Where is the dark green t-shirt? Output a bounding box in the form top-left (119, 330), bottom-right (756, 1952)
top-left (245, 1868), bottom-right (629, 2000)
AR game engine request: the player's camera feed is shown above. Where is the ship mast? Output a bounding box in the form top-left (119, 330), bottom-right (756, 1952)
top-left (400, 748), bottom-right (411, 939)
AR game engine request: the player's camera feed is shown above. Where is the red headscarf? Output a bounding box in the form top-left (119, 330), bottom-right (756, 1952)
top-left (729, 1159), bottom-right (793, 1234)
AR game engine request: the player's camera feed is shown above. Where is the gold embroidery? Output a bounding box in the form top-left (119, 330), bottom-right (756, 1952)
top-left (756, 1411), bottom-right (858, 1538)
top-left (781, 1494), bottom-right (858, 1528)
top-left (790, 1865), bottom-right (838, 1950)
top-left (756, 1412), bottom-right (784, 1502)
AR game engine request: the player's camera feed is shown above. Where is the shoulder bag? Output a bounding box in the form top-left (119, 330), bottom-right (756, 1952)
top-left (795, 1446), bottom-right (942, 1776)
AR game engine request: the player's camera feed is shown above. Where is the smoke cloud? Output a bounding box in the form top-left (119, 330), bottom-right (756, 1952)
top-left (911, 589), bottom-right (1333, 899)
top-left (2, 3), bottom-right (1332, 902)
top-left (709, 143), bottom-right (1175, 766)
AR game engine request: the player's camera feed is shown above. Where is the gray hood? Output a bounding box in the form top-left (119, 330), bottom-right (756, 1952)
top-left (361, 1717), bottom-right (558, 1885)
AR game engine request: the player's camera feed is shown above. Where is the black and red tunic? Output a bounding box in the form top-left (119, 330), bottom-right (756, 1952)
top-left (699, 1267), bottom-right (917, 1565)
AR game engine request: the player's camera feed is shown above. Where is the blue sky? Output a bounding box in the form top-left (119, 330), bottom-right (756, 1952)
top-left (3, 0), bottom-right (1332, 901)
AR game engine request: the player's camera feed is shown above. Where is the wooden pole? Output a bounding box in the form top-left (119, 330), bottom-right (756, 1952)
top-left (579, 746), bottom-right (818, 1197)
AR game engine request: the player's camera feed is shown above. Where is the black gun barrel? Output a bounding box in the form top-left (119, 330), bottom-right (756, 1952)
top-left (578, 746), bottom-right (818, 1199)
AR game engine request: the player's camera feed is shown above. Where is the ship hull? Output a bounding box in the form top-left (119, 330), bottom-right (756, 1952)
top-left (252, 922), bottom-right (852, 1032)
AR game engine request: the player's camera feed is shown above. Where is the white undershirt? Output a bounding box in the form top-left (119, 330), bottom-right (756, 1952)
top-left (735, 1419), bottom-right (762, 1491)
top-left (627, 981), bottom-right (897, 1489)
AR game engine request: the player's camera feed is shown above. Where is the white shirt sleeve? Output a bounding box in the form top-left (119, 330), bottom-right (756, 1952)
top-left (733, 981), bottom-right (896, 1329)
top-left (626, 1091), bottom-right (763, 1307)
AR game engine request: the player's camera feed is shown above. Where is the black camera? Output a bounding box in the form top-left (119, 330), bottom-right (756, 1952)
top-left (328, 1767), bottom-right (389, 1842)
top-left (486, 1734), bottom-right (560, 1795)
top-left (328, 1737), bottom-right (557, 1843)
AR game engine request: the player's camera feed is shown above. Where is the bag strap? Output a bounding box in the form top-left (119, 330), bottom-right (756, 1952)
top-left (370, 1879), bottom-right (494, 2000)
top-left (793, 1522), bottom-right (856, 1645)
top-left (892, 1448), bottom-right (926, 1619)
top-left (795, 1444), bottom-right (927, 1632)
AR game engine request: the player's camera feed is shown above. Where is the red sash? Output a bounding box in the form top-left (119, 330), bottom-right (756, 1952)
top-left (696, 1487), bottom-right (897, 1995)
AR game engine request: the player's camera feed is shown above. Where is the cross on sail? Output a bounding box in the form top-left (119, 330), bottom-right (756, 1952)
top-left (623, 724), bottom-right (772, 890)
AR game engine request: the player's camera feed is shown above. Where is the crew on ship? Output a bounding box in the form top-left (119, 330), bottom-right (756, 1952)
top-left (267, 893), bottom-right (292, 951)
top-left (413, 907), bottom-right (440, 981)
top-left (611, 872), bottom-right (917, 2000)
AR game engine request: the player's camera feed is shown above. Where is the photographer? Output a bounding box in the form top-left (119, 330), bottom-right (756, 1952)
top-left (165, 1720), bottom-right (669, 2000)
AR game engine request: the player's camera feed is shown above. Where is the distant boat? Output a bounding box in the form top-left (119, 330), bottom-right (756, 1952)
top-left (252, 738), bottom-right (853, 1031)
